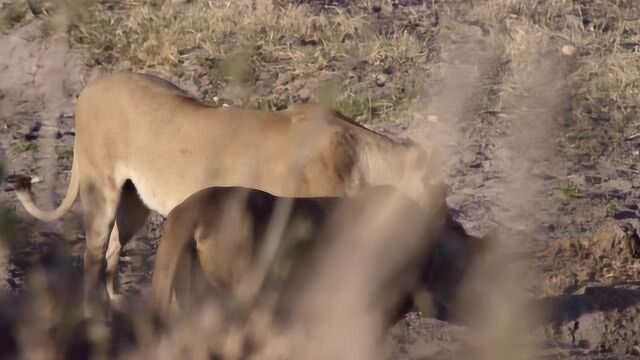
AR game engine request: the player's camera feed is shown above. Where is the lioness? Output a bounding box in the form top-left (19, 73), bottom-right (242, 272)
top-left (149, 185), bottom-right (491, 326)
top-left (14, 73), bottom-right (432, 317)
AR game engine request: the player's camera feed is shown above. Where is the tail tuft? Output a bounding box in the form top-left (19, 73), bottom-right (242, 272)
top-left (14, 175), bottom-right (32, 192)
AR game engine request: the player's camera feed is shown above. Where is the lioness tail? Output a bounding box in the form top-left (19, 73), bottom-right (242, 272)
top-left (15, 146), bottom-right (79, 221)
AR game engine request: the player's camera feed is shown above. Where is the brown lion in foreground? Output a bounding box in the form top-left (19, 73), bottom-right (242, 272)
top-left (149, 184), bottom-right (492, 327)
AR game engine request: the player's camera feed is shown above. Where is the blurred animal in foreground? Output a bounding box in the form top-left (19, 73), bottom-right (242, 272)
top-left (13, 72), bottom-right (433, 319)
top-left (149, 184), bottom-right (493, 328)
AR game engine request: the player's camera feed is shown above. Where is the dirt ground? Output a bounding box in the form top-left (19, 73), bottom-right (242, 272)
top-left (1, 0), bottom-right (640, 359)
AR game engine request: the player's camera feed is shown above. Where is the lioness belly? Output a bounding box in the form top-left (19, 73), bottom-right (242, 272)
top-left (126, 157), bottom-right (346, 217)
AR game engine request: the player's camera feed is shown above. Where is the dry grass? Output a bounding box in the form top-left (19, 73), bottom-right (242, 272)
top-left (66, 0), bottom-right (431, 120)
top-left (0, 0), bottom-right (29, 32)
top-left (463, 0), bottom-right (640, 155)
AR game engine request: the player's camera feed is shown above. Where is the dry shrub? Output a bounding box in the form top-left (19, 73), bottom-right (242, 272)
top-left (64, 0), bottom-right (432, 118)
top-left (465, 0), bottom-right (640, 155)
top-left (68, 1), bottom-right (367, 79)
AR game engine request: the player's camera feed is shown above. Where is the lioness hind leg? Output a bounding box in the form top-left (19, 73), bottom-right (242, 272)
top-left (149, 214), bottom-right (196, 317)
top-left (79, 180), bottom-right (121, 320)
top-left (106, 181), bottom-right (150, 306)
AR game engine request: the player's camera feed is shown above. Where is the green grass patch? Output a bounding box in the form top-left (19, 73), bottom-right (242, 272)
top-left (338, 92), bottom-right (373, 121)
top-left (604, 199), bottom-right (620, 219)
top-left (554, 180), bottom-right (584, 199)
top-left (55, 147), bottom-right (74, 159)
top-left (10, 141), bottom-right (39, 154)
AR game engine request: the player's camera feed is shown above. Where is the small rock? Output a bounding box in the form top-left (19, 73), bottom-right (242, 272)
top-left (291, 79), bottom-right (306, 91)
top-left (561, 45), bottom-right (577, 56)
top-left (297, 88), bottom-right (311, 102)
top-left (375, 74), bottom-right (386, 87)
top-left (213, 96), bottom-right (234, 107)
top-left (372, 4), bottom-right (382, 12)
top-left (276, 72), bottom-right (292, 86)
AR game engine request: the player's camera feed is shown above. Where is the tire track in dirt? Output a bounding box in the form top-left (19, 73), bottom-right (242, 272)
top-left (0, 22), bottom-right (83, 296)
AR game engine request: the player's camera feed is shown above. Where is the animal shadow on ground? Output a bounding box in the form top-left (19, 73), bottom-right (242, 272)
top-left (538, 285), bottom-right (640, 326)
top-left (0, 222), bottom-right (151, 359)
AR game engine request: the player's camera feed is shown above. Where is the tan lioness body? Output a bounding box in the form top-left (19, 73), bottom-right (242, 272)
top-left (150, 185), bottom-right (491, 325)
top-left (14, 73), bottom-right (430, 317)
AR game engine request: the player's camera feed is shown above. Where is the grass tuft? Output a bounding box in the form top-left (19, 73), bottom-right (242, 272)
top-left (0, 0), bottom-right (28, 32)
top-left (555, 180), bottom-right (584, 199)
top-left (67, 0), bottom-right (432, 121)
top-left (10, 141), bottom-right (39, 154)
top-left (55, 147), bottom-right (74, 159)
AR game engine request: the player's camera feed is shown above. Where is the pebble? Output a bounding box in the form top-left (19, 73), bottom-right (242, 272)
top-left (297, 88), bottom-right (311, 102)
top-left (561, 45), bottom-right (577, 57)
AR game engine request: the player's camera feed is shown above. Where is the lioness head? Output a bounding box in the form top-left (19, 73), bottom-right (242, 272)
top-left (387, 138), bottom-right (444, 207)
top-left (419, 219), bottom-right (495, 322)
